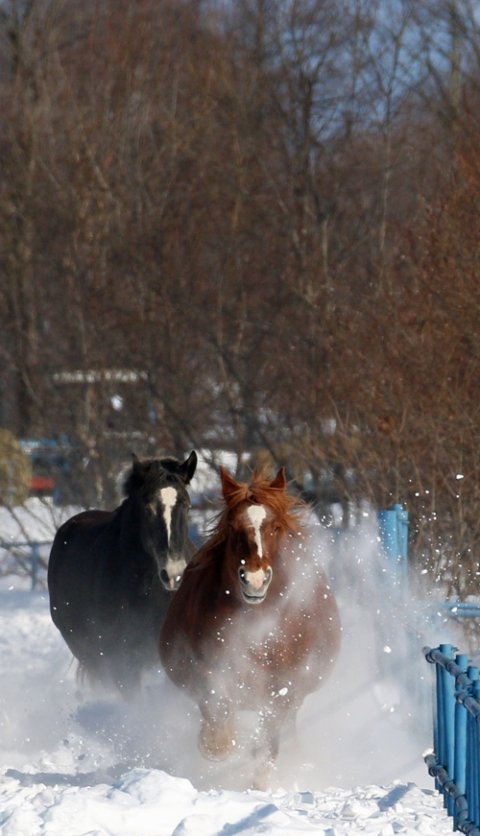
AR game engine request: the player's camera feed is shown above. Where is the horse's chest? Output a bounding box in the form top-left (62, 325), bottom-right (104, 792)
top-left (246, 620), bottom-right (313, 676)
top-left (249, 634), bottom-right (301, 668)
top-left (212, 608), bottom-right (313, 682)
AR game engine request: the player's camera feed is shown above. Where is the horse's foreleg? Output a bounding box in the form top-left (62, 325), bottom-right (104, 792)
top-left (252, 703), bottom-right (294, 790)
top-left (198, 696), bottom-right (236, 761)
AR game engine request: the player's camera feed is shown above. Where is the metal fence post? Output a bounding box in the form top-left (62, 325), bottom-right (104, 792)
top-left (377, 504), bottom-right (409, 590)
top-left (439, 644), bottom-right (457, 815)
top-left (454, 654), bottom-right (469, 825)
top-left (473, 678), bottom-right (480, 827)
top-left (467, 670), bottom-right (480, 828)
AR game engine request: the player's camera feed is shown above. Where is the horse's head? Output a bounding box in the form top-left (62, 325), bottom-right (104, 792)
top-left (125, 451), bottom-right (197, 591)
top-left (219, 466), bottom-right (298, 606)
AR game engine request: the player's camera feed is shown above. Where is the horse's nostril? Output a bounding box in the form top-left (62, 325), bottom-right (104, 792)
top-left (239, 568), bottom-right (246, 582)
top-left (160, 569), bottom-right (169, 586)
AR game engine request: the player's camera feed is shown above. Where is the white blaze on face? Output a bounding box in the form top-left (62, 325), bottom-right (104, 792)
top-left (160, 486), bottom-right (178, 545)
top-left (246, 504), bottom-right (267, 558)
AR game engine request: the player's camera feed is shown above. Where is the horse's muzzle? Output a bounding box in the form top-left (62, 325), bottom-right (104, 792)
top-left (160, 557), bottom-right (187, 591)
top-left (238, 566), bottom-right (272, 604)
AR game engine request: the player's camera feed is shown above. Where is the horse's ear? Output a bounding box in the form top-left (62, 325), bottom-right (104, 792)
top-left (178, 450), bottom-right (197, 484)
top-left (270, 467), bottom-right (287, 490)
top-left (124, 454), bottom-right (142, 495)
top-left (220, 467), bottom-right (240, 502)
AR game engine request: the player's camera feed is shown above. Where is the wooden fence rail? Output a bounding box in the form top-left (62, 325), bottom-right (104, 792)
top-left (0, 541), bottom-right (52, 590)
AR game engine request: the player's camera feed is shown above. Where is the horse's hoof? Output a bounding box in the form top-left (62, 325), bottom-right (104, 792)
top-left (198, 722), bottom-right (235, 761)
top-left (252, 761), bottom-right (275, 791)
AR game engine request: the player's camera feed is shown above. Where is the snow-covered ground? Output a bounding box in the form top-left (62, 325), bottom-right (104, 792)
top-left (0, 502), bottom-right (458, 835)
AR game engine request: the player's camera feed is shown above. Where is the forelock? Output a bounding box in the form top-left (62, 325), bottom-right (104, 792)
top-left (225, 471), bottom-right (306, 531)
top-left (123, 457), bottom-right (185, 499)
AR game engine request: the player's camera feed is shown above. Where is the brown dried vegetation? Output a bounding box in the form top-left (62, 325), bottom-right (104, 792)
top-left (1, 0), bottom-right (480, 594)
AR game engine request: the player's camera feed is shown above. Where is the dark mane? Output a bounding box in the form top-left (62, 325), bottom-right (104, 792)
top-left (192, 470), bottom-right (307, 566)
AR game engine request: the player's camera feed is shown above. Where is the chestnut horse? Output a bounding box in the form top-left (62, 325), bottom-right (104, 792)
top-left (160, 466), bottom-right (341, 788)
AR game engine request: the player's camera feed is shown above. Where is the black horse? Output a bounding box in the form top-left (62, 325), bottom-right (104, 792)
top-left (48, 451), bottom-right (197, 694)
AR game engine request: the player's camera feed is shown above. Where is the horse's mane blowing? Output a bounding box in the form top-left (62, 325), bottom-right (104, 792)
top-left (192, 470), bottom-right (307, 567)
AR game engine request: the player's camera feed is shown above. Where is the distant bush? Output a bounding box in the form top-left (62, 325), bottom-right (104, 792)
top-left (0, 430), bottom-right (31, 506)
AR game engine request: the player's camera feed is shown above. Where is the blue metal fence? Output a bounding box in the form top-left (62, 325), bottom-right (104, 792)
top-left (424, 644), bottom-right (480, 835)
top-left (376, 509), bottom-right (480, 832)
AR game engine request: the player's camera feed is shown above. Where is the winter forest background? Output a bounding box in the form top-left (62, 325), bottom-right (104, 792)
top-left (1, 0), bottom-right (480, 600)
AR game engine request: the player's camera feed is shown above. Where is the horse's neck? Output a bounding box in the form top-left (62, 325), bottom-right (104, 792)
top-left (188, 543), bottom-right (229, 608)
top-left (118, 497), bottom-right (149, 558)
